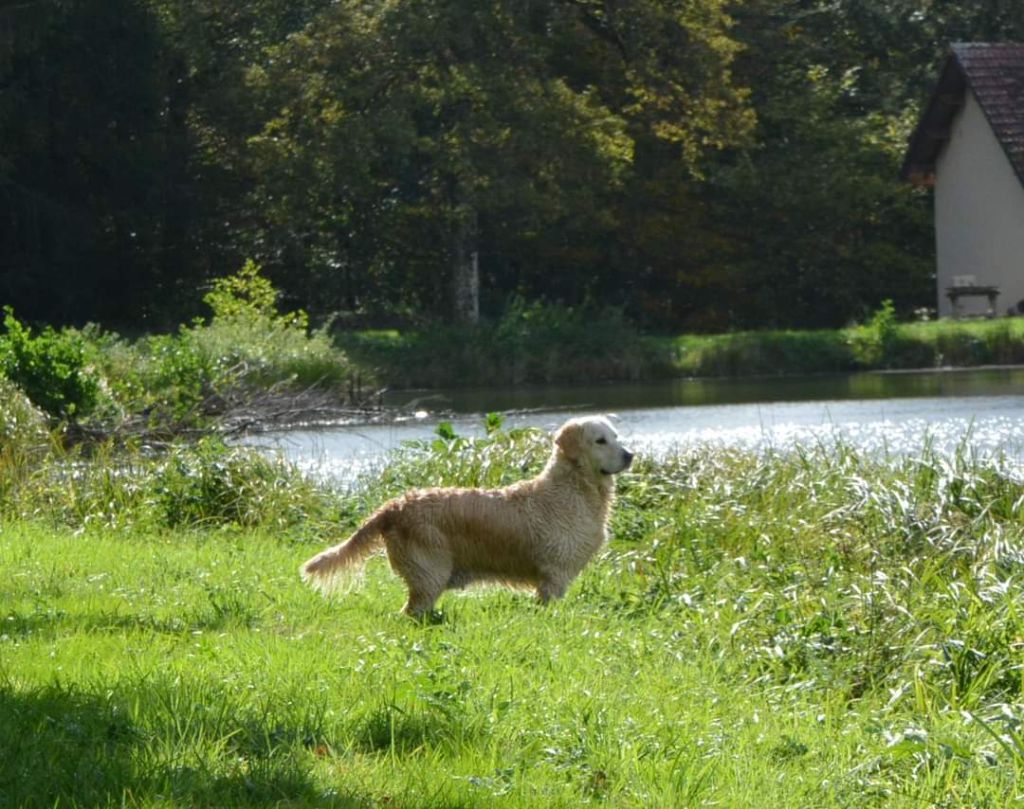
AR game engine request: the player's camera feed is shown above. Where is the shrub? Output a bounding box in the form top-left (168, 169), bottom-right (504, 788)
top-left (493, 296), bottom-right (653, 384)
top-left (0, 307), bottom-right (100, 418)
top-left (191, 260), bottom-right (348, 390)
top-left (139, 330), bottom-right (218, 421)
top-left (202, 258), bottom-right (281, 321)
top-left (82, 261), bottom-right (352, 427)
top-left (849, 299), bottom-right (899, 368)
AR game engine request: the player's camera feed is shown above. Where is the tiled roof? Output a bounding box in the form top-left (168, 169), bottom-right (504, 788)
top-left (902, 43), bottom-right (1024, 186)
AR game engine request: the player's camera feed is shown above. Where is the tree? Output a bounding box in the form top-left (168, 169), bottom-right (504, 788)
top-left (0, 0), bottom-right (182, 326)
top-left (5, 0), bottom-right (1021, 333)
top-left (689, 0), bottom-right (1024, 329)
top-left (244, 0), bottom-right (753, 323)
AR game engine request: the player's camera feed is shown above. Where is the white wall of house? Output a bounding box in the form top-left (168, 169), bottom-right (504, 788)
top-left (934, 90), bottom-right (1024, 317)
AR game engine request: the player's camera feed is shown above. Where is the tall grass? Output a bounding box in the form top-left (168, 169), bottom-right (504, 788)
top-left (2, 425), bottom-right (1024, 806)
top-left (0, 431), bottom-right (338, 533)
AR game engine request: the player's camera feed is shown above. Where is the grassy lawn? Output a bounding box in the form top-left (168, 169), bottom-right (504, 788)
top-left (3, 432), bottom-right (1024, 807)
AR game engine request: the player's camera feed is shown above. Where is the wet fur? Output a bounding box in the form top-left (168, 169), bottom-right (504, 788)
top-left (300, 416), bottom-right (633, 617)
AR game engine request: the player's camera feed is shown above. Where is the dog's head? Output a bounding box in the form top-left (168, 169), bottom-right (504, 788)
top-left (555, 416), bottom-right (634, 476)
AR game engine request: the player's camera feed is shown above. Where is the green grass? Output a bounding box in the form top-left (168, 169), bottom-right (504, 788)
top-left (662, 317), bottom-right (1024, 378)
top-left (663, 328), bottom-right (855, 376)
top-left (898, 317), bottom-right (1024, 367)
top-left (3, 430), bottom-right (1024, 806)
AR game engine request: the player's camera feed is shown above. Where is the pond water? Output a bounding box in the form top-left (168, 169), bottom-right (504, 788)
top-left (249, 368), bottom-right (1024, 484)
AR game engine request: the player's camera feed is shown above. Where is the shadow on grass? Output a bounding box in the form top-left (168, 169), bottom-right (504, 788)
top-left (4, 597), bottom-right (262, 639)
top-left (0, 685), bottom-right (355, 808)
top-left (354, 698), bottom-right (482, 757)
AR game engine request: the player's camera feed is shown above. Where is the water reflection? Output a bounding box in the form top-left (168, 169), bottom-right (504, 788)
top-left (383, 368), bottom-right (1024, 413)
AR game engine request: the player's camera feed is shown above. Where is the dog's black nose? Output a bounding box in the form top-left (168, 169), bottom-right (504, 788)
top-left (623, 450), bottom-right (635, 466)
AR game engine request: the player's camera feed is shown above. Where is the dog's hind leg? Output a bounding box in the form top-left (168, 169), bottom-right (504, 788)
top-left (403, 585), bottom-right (446, 619)
top-left (386, 528), bottom-right (452, 618)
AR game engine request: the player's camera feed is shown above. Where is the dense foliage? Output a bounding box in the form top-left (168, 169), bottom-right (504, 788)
top-left (1, 1), bottom-right (1023, 332)
top-left (0, 307), bottom-right (100, 418)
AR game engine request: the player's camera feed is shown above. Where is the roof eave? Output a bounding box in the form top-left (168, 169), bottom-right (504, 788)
top-left (900, 55), bottom-right (966, 184)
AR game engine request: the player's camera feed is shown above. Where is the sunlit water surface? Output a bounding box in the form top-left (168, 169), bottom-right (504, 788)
top-left (247, 370), bottom-right (1024, 486)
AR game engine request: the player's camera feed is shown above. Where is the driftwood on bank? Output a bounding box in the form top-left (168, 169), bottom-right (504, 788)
top-left (63, 384), bottom-right (401, 447)
top-left (215, 385), bottom-right (397, 435)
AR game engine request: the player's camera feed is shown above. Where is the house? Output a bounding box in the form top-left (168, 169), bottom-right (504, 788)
top-left (902, 43), bottom-right (1024, 318)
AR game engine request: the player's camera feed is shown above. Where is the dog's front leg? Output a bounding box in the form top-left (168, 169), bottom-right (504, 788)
top-left (536, 577), bottom-right (568, 604)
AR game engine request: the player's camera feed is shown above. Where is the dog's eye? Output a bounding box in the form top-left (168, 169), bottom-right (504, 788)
top-left (595, 437), bottom-right (607, 445)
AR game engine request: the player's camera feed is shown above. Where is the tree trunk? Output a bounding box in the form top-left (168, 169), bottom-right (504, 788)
top-left (451, 207), bottom-right (480, 324)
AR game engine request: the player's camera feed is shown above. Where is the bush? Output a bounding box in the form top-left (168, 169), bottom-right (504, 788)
top-left (0, 307), bottom-right (100, 418)
top-left (191, 260), bottom-right (348, 390)
top-left (140, 330), bottom-right (217, 420)
top-left (849, 299), bottom-right (899, 367)
top-left (81, 261), bottom-right (352, 428)
top-left (492, 297), bottom-right (653, 384)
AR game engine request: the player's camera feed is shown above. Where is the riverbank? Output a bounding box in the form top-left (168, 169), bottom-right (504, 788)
top-left (5, 265), bottom-right (1024, 441)
top-left (339, 314), bottom-right (1024, 390)
top-left (2, 429), bottom-right (1022, 807)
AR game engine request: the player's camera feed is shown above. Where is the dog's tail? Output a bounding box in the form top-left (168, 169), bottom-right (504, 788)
top-left (300, 507), bottom-right (393, 594)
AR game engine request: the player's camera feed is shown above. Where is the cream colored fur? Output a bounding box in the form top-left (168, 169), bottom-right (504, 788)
top-left (300, 416), bottom-right (633, 617)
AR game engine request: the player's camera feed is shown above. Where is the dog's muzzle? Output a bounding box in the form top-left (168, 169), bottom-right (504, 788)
top-left (603, 450), bottom-right (634, 475)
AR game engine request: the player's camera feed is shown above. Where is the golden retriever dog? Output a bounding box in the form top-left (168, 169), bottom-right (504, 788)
top-left (300, 415), bottom-right (633, 617)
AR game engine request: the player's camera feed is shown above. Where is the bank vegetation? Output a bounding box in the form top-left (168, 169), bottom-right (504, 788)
top-left (3, 265), bottom-right (1024, 443)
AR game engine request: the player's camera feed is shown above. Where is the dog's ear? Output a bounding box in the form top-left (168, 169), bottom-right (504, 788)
top-left (555, 421), bottom-right (584, 460)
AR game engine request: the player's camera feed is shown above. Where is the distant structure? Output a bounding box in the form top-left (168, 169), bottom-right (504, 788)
top-left (902, 43), bottom-right (1024, 318)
